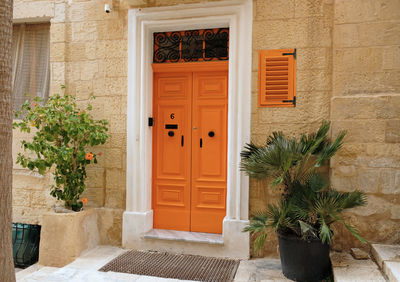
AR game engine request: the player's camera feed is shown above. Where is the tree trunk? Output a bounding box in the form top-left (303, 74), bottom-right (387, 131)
top-left (0, 0), bottom-right (15, 281)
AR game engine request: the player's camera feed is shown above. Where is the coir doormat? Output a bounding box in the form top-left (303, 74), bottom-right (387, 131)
top-left (99, 250), bottom-right (240, 282)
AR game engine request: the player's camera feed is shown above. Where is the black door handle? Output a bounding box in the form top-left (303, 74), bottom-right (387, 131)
top-left (181, 135), bottom-right (184, 147)
top-left (200, 138), bottom-right (203, 148)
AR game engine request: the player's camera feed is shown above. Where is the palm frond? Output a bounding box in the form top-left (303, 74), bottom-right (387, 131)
top-left (315, 130), bottom-right (346, 167)
top-left (243, 211), bottom-right (269, 234)
top-left (241, 121), bottom-right (367, 249)
top-left (298, 220), bottom-right (318, 239)
top-left (253, 233), bottom-right (268, 252)
top-left (319, 217), bottom-right (333, 243)
top-left (308, 173), bottom-right (328, 192)
top-left (342, 221), bottom-right (367, 244)
top-left (340, 190), bottom-right (367, 209)
top-left (240, 142), bottom-right (261, 159)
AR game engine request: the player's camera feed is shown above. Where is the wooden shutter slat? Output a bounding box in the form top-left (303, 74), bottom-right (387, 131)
top-left (258, 49), bottom-right (296, 107)
top-left (266, 90), bottom-right (289, 94)
top-left (266, 57), bottom-right (289, 62)
top-left (265, 66), bottom-right (289, 71)
top-left (266, 71), bottom-right (288, 76)
top-left (266, 86), bottom-right (287, 89)
top-left (266, 81), bottom-right (288, 85)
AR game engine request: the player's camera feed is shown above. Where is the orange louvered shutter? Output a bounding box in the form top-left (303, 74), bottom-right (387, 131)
top-left (258, 49), bottom-right (296, 107)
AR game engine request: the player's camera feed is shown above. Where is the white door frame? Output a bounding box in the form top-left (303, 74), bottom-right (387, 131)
top-left (123, 0), bottom-right (252, 259)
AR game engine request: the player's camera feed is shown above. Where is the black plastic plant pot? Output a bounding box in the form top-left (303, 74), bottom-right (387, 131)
top-left (12, 223), bottom-right (41, 268)
top-left (277, 231), bottom-right (331, 282)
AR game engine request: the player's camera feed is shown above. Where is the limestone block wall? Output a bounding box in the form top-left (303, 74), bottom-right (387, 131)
top-left (12, 0), bottom-right (127, 246)
top-left (330, 0), bottom-right (400, 250)
top-left (249, 0), bottom-right (334, 256)
top-left (11, 0), bottom-right (400, 256)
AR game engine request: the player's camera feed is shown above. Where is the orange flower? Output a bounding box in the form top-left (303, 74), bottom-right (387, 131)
top-left (33, 103), bottom-right (37, 107)
top-left (78, 113), bottom-right (81, 116)
top-left (85, 152), bottom-right (94, 160)
top-left (82, 198), bottom-right (88, 204)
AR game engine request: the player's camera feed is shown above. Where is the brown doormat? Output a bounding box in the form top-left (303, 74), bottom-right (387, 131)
top-left (99, 250), bottom-right (240, 282)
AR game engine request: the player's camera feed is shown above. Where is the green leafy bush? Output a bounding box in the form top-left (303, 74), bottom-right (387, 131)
top-left (241, 121), bottom-right (367, 251)
top-left (13, 88), bottom-right (109, 211)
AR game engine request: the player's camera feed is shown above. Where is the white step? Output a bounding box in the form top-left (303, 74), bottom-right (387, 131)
top-left (331, 251), bottom-right (386, 282)
top-left (372, 244), bottom-right (400, 282)
top-left (143, 229), bottom-right (224, 245)
top-left (16, 264), bottom-right (39, 280)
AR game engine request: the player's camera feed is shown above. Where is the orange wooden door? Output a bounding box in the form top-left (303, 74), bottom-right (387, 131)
top-left (191, 71), bottom-right (228, 233)
top-left (152, 72), bottom-right (192, 231)
top-left (152, 62), bottom-right (228, 234)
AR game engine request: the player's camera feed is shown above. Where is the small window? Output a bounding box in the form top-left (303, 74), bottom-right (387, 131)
top-left (153, 28), bottom-right (229, 63)
top-left (258, 49), bottom-right (296, 107)
top-left (12, 23), bottom-right (50, 112)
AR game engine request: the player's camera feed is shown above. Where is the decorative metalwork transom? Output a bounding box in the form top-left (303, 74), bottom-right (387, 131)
top-left (153, 28), bottom-right (229, 63)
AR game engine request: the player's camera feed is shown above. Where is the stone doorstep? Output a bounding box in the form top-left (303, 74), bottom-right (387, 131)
top-left (143, 229), bottom-right (224, 245)
top-left (372, 244), bottom-right (400, 281)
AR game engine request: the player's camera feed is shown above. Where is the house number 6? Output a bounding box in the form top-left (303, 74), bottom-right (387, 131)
top-left (170, 113), bottom-right (175, 119)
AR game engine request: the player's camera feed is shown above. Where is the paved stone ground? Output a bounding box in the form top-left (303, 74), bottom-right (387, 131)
top-left (17, 246), bottom-right (293, 282)
top-left (371, 244), bottom-right (400, 282)
top-left (331, 251), bottom-right (386, 282)
top-left (17, 246), bottom-right (180, 282)
top-left (18, 245), bottom-right (400, 281)
top-left (234, 258), bottom-right (290, 282)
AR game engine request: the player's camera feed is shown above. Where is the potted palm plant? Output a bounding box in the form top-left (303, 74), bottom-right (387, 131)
top-left (241, 121), bottom-right (367, 282)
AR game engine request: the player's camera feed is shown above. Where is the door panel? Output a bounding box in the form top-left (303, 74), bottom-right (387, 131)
top-left (191, 71), bottom-right (228, 234)
top-left (152, 63), bottom-right (228, 234)
top-left (152, 72), bottom-right (192, 231)
top-left (156, 104), bottom-right (186, 178)
top-left (195, 105), bottom-right (226, 179)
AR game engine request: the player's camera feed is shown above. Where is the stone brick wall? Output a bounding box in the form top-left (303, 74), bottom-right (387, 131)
top-left (330, 0), bottom-right (400, 250)
top-left (250, 0), bottom-right (334, 256)
top-left (12, 0), bottom-right (127, 246)
top-left (11, 0), bottom-right (400, 255)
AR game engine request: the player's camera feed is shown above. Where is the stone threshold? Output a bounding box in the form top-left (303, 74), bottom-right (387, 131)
top-left (143, 229), bottom-right (224, 245)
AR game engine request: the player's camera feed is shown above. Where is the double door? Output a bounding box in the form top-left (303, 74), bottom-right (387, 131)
top-left (152, 62), bottom-right (228, 234)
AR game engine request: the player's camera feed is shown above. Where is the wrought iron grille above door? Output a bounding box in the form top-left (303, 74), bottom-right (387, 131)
top-left (153, 28), bottom-right (229, 63)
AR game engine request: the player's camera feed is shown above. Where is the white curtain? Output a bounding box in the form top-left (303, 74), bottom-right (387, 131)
top-left (12, 23), bottom-right (50, 111)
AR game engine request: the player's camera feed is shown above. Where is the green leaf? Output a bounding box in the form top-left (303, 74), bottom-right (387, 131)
top-left (298, 220), bottom-right (317, 238)
top-left (253, 233), bottom-right (267, 252)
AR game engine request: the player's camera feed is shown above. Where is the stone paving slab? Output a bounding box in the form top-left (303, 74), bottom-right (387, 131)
top-left (331, 252), bottom-right (386, 282)
top-left (16, 264), bottom-right (39, 280)
top-left (384, 261), bottom-right (400, 282)
top-left (18, 267), bottom-right (183, 282)
top-left (18, 267), bottom-right (60, 282)
top-left (66, 245), bottom-right (127, 270)
top-left (372, 244), bottom-right (400, 269)
top-left (234, 258), bottom-right (290, 282)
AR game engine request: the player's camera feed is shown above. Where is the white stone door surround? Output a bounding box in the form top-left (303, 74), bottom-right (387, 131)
top-left (123, 0), bottom-right (252, 259)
